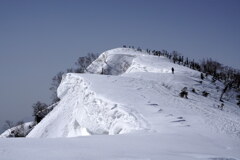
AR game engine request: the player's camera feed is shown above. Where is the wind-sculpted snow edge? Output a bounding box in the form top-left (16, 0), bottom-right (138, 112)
top-left (27, 73), bottom-right (149, 137)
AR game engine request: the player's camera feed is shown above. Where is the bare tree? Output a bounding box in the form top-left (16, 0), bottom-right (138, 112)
top-left (3, 120), bottom-right (14, 131)
top-left (32, 101), bottom-right (48, 123)
top-left (50, 71), bottom-right (64, 103)
top-left (75, 53), bottom-right (98, 73)
top-left (172, 51), bottom-right (179, 64)
top-left (14, 121), bottom-right (25, 137)
top-left (219, 82), bottom-right (233, 102)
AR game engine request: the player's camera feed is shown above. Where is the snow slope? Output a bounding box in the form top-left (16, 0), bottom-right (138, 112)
top-left (1, 133), bottom-right (240, 160)
top-left (1, 48), bottom-right (240, 159)
top-left (28, 48), bottom-right (240, 138)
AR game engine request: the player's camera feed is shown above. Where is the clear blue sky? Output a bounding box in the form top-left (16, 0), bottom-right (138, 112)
top-left (0, 0), bottom-right (239, 132)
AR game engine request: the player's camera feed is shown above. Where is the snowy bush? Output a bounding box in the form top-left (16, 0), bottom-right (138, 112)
top-left (179, 87), bottom-right (188, 99)
top-left (192, 88), bottom-right (196, 93)
top-left (75, 53), bottom-right (99, 73)
top-left (12, 121), bottom-right (25, 137)
top-left (212, 76), bottom-right (217, 83)
top-left (50, 71), bottom-right (64, 103)
top-left (202, 91), bottom-right (209, 97)
top-left (32, 101), bottom-right (49, 123)
top-left (237, 95), bottom-right (240, 107)
top-left (200, 73), bottom-right (204, 80)
top-left (3, 121), bottom-right (35, 138)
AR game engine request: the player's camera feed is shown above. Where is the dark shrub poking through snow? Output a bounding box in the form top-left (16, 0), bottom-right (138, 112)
top-left (237, 95), bottom-right (240, 107)
top-left (202, 91), bottom-right (209, 97)
top-left (179, 87), bottom-right (188, 99)
top-left (192, 88), bottom-right (196, 93)
top-left (32, 101), bottom-right (49, 123)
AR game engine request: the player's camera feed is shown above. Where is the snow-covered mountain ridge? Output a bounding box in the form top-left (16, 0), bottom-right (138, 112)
top-left (27, 48), bottom-right (240, 139)
top-left (1, 48), bottom-right (240, 160)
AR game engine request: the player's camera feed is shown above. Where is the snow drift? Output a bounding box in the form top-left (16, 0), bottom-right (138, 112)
top-left (28, 74), bottom-right (147, 137)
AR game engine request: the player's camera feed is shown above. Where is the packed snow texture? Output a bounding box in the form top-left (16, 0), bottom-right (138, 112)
top-left (27, 48), bottom-right (240, 138)
top-left (1, 133), bottom-right (240, 160)
top-left (1, 48), bottom-right (240, 159)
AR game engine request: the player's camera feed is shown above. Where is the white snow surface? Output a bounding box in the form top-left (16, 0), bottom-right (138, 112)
top-left (1, 48), bottom-right (240, 159)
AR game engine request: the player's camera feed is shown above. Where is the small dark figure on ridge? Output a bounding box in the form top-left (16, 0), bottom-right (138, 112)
top-left (171, 67), bottom-right (174, 74)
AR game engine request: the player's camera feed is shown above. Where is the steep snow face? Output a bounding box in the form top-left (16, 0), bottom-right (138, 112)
top-left (28, 48), bottom-right (240, 139)
top-left (87, 48), bottom-right (137, 75)
top-left (27, 73), bottom-right (147, 137)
